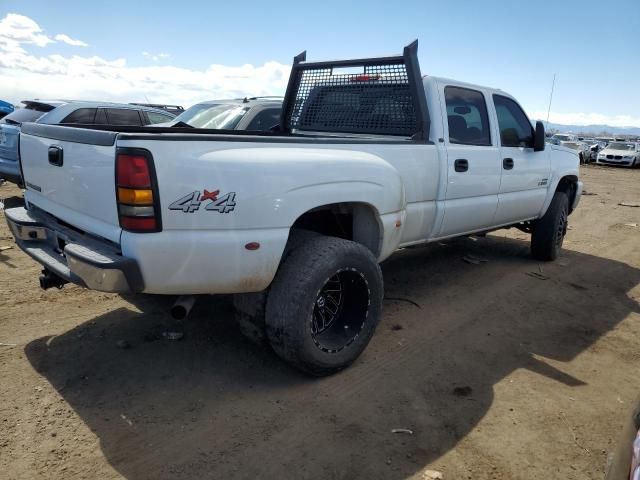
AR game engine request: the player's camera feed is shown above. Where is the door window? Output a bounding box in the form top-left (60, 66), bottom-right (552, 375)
top-left (493, 95), bottom-right (535, 148)
top-left (444, 86), bottom-right (491, 146)
top-left (245, 108), bottom-right (281, 131)
top-left (106, 108), bottom-right (142, 126)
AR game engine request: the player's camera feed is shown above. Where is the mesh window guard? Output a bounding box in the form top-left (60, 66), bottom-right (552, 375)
top-left (281, 40), bottom-right (430, 140)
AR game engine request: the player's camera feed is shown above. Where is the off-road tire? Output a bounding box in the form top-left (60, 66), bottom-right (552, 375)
top-left (265, 236), bottom-right (383, 376)
top-left (531, 191), bottom-right (569, 261)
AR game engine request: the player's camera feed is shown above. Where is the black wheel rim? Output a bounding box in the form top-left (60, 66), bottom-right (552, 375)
top-left (311, 269), bottom-right (370, 353)
top-left (556, 206), bottom-right (568, 247)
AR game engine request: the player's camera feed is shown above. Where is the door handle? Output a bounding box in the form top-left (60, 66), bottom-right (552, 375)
top-left (454, 159), bottom-right (468, 172)
top-left (503, 157), bottom-right (514, 170)
top-left (48, 146), bottom-right (64, 167)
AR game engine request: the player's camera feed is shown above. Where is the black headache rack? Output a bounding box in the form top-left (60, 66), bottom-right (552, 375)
top-left (280, 40), bottom-right (430, 141)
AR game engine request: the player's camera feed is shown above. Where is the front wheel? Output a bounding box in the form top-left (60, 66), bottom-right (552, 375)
top-left (531, 191), bottom-right (569, 261)
top-left (265, 236), bottom-right (383, 376)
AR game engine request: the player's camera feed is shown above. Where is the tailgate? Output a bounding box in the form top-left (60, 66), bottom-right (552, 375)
top-left (19, 123), bottom-right (122, 243)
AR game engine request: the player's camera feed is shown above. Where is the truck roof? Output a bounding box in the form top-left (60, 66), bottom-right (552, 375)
top-left (425, 76), bottom-right (510, 98)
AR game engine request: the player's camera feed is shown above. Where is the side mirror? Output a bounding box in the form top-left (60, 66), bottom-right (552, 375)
top-left (534, 121), bottom-right (546, 152)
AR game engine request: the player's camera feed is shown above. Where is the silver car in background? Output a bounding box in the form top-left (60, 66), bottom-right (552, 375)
top-left (0, 101), bottom-right (175, 184)
top-left (596, 142), bottom-right (640, 167)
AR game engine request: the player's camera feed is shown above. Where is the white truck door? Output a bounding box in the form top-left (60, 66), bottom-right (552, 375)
top-left (491, 94), bottom-right (550, 224)
top-left (437, 85), bottom-right (501, 237)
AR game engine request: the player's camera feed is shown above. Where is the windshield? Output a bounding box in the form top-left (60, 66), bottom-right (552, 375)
top-left (0, 107), bottom-right (46, 125)
top-left (607, 142), bottom-right (635, 151)
top-left (173, 103), bottom-right (249, 129)
top-left (553, 135), bottom-right (572, 141)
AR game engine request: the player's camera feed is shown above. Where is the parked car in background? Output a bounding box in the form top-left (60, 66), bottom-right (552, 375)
top-left (595, 136), bottom-right (614, 146)
top-left (589, 142), bottom-right (604, 161)
top-left (0, 101), bottom-right (175, 184)
top-left (130, 103), bottom-right (185, 115)
top-left (550, 133), bottom-right (578, 144)
top-left (161, 97), bottom-right (283, 130)
top-left (0, 100), bottom-right (14, 120)
top-left (549, 134), bottom-right (592, 163)
top-left (560, 141), bottom-right (592, 163)
top-left (596, 141), bottom-right (640, 167)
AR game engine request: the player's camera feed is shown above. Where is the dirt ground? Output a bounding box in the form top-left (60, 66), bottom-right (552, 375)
top-left (1, 165), bottom-right (639, 480)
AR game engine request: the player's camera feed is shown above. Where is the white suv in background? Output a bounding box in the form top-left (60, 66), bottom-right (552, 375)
top-left (0, 101), bottom-right (175, 184)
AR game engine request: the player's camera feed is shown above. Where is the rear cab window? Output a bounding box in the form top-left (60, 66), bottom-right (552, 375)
top-left (444, 86), bottom-right (492, 146)
top-left (493, 95), bottom-right (535, 148)
top-left (296, 83), bottom-right (418, 136)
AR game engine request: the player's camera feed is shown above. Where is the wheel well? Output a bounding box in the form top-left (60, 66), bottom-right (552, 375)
top-left (556, 175), bottom-right (578, 213)
top-left (290, 203), bottom-right (381, 257)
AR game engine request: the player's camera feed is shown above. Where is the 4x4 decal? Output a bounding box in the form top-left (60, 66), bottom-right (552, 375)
top-left (169, 189), bottom-right (236, 214)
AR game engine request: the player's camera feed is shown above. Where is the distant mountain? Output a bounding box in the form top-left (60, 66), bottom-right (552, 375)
top-left (536, 121), bottom-right (640, 136)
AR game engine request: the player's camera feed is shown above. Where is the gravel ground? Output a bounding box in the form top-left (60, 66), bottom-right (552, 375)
top-left (1, 165), bottom-right (639, 480)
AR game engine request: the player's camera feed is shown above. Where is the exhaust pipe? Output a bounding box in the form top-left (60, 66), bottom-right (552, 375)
top-left (39, 269), bottom-right (68, 290)
top-left (170, 295), bottom-right (196, 320)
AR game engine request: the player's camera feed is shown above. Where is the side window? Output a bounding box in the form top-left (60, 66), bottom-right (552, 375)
top-left (95, 108), bottom-right (108, 124)
top-left (106, 108), bottom-right (142, 126)
top-left (145, 111), bottom-right (174, 125)
top-left (493, 95), bottom-right (535, 148)
top-left (61, 108), bottom-right (97, 124)
top-left (245, 108), bottom-right (281, 131)
top-left (444, 86), bottom-right (491, 146)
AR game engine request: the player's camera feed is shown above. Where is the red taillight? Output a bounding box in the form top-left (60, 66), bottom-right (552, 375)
top-left (116, 150), bottom-right (161, 233)
top-left (120, 216), bottom-right (157, 231)
top-left (117, 154), bottom-right (152, 188)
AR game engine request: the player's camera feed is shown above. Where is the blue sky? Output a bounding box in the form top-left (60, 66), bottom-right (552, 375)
top-left (1, 0), bottom-right (639, 126)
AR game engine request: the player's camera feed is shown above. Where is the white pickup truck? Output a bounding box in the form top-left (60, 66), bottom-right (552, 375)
top-left (6, 41), bottom-right (582, 375)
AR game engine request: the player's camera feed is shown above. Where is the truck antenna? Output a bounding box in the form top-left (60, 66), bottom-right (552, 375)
top-left (545, 73), bottom-right (556, 129)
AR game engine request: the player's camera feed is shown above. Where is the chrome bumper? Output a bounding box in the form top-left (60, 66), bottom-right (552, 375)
top-left (5, 207), bottom-right (143, 293)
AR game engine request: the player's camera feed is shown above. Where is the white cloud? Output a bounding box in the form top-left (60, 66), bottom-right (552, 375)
top-left (54, 33), bottom-right (88, 47)
top-left (143, 51), bottom-right (170, 61)
top-left (530, 111), bottom-right (640, 128)
top-left (0, 13), bottom-right (289, 107)
top-left (0, 13), bottom-right (54, 54)
top-left (0, 13), bottom-right (88, 57)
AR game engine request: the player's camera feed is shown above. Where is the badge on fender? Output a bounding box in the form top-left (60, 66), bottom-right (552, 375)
top-left (169, 189), bottom-right (236, 213)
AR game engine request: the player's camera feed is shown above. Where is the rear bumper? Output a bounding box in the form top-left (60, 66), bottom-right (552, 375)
top-left (596, 158), bottom-right (635, 167)
top-left (5, 207), bottom-right (143, 293)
